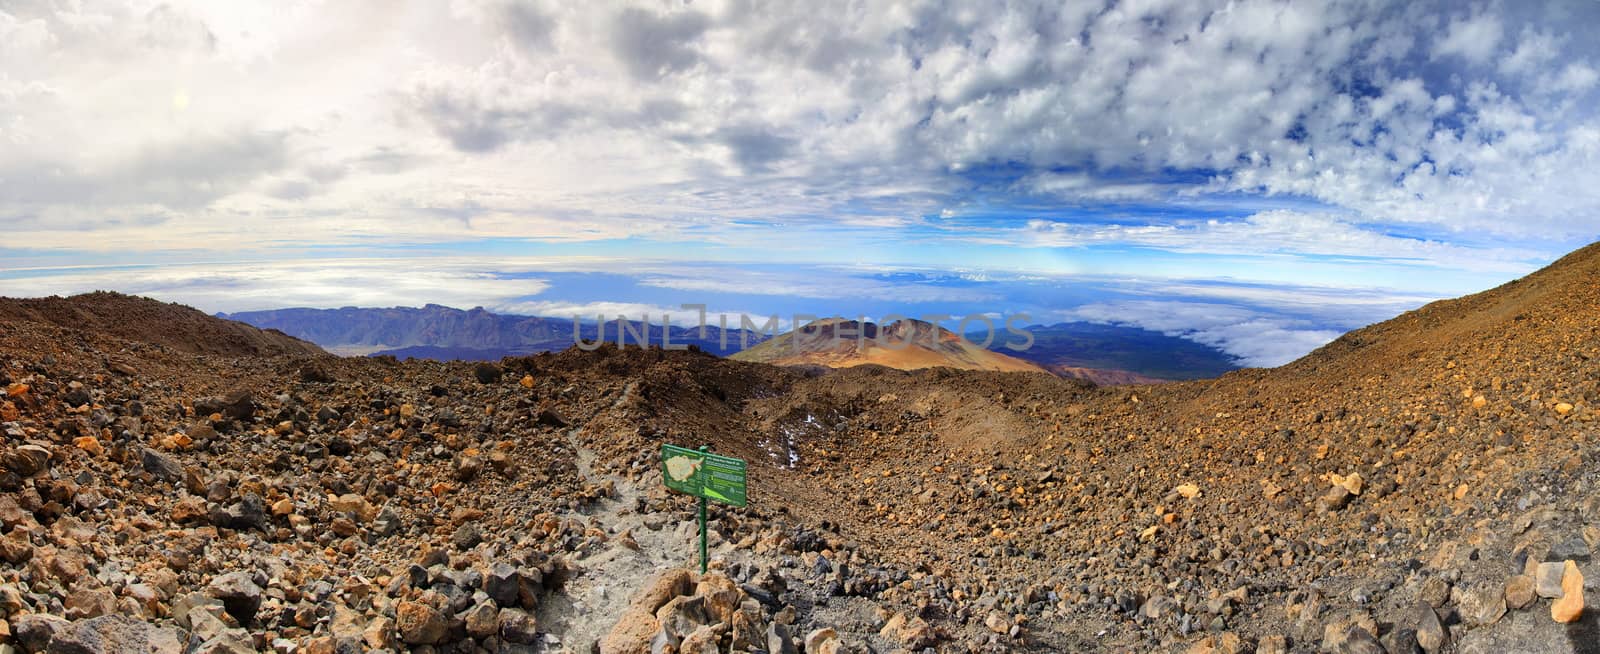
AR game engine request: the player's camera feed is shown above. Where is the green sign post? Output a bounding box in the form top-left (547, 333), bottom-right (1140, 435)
top-left (661, 444), bottom-right (747, 573)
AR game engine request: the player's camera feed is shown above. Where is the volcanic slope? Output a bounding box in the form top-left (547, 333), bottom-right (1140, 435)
top-left (2, 243), bottom-right (1600, 652)
top-left (0, 291), bottom-right (324, 357)
top-left (732, 317), bottom-right (1049, 374)
top-left (598, 242), bottom-right (1600, 651)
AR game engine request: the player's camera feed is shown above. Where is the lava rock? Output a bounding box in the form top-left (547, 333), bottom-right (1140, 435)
top-left (139, 448), bottom-right (185, 482)
top-left (1335, 625), bottom-right (1386, 654)
top-left (45, 614), bottom-right (184, 654)
top-left (299, 363), bottom-right (334, 383)
top-left (207, 571), bottom-right (263, 624)
top-left (14, 613), bottom-right (71, 652)
top-left (473, 363), bottom-right (503, 384)
top-left (498, 608), bottom-right (538, 644)
top-left (395, 600), bottom-right (447, 645)
top-left (4, 444), bottom-right (52, 477)
top-left (485, 562), bottom-right (521, 606)
top-left (1505, 574), bottom-right (1536, 609)
top-left (208, 494), bottom-right (268, 531)
top-left (464, 600), bottom-right (500, 639)
top-left (452, 522), bottom-right (483, 550)
top-left (62, 387), bottom-right (91, 408)
top-left (767, 622), bottom-right (798, 654)
top-left (1457, 581), bottom-right (1507, 626)
top-left (1549, 537), bottom-right (1592, 562)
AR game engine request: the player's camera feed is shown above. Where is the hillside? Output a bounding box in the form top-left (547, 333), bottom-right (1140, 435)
top-left (0, 243), bottom-right (1596, 652)
top-left (1044, 363), bottom-right (1165, 385)
top-left (0, 291), bottom-right (325, 357)
top-left (731, 317), bottom-right (1050, 374)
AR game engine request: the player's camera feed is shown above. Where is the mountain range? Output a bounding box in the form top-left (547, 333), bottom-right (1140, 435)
top-left (1, 242), bottom-right (1597, 651)
top-left (220, 304), bottom-right (769, 359)
top-left (222, 305), bottom-right (1240, 383)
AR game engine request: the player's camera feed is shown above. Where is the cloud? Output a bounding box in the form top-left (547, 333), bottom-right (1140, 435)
top-left (407, 78), bottom-right (576, 153)
top-left (608, 6), bottom-right (710, 81)
top-left (636, 267), bottom-right (999, 303)
top-left (1060, 300), bottom-right (1344, 367)
top-left (1138, 281), bottom-right (1438, 321)
top-left (0, 259), bottom-right (550, 313)
top-left (2, 0), bottom-right (1599, 321)
top-left (1004, 210), bottom-right (1545, 273)
top-left (491, 300), bottom-right (770, 331)
top-left (500, 1), bottom-right (555, 54)
top-left (0, 252), bottom-right (1470, 366)
top-left (714, 125), bottom-right (797, 173)
top-left (1434, 10), bottom-right (1503, 65)
top-left (1498, 26), bottom-right (1560, 75)
top-left (0, 130), bottom-right (290, 209)
top-left (1018, 172), bottom-right (1168, 201)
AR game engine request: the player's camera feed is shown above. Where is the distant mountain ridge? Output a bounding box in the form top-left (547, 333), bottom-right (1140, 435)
top-left (221, 304), bottom-right (770, 358)
top-left (732, 317), bottom-right (1050, 374)
top-left (224, 304), bottom-right (1241, 383)
top-left (1012, 322), bottom-right (1239, 381)
top-left (220, 305), bottom-right (567, 355)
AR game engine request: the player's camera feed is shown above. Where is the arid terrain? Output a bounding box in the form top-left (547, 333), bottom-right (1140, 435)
top-left (1, 243), bottom-right (1599, 653)
top-left (731, 318), bottom-right (1048, 375)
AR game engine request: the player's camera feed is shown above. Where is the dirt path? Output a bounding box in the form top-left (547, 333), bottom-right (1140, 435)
top-left (535, 382), bottom-right (719, 653)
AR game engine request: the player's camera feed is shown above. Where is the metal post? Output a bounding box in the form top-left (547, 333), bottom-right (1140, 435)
top-left (698, 445), bottom-right (709, 574)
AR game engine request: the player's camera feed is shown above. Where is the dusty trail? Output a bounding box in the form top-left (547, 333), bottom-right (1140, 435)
top-left (535, 381), bottom-right (726, 652)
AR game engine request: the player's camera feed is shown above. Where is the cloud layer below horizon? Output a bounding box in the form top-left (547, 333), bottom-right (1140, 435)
top-left (3, 0), bottom-right (1600, 366)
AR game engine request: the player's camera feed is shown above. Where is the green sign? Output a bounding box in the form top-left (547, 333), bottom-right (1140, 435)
top-left (661, 444), bottom-right (747, 507)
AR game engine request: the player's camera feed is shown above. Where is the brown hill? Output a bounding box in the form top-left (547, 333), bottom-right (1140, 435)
top-left (1045, 363), bottom-right (1166, 385)
top-left (730, 317), bottom-right (1051, 374)
top-left (0, 291), bottom-right (326, 357)
top-left (1168, 238), bottom-right (1600, 429)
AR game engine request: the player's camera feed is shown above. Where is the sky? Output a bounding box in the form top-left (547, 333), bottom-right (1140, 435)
top-left (3, 0), bottom-right (1600, 366)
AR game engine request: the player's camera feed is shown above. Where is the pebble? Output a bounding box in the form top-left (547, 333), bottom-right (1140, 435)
top-left (1552, 560), bottom-right (1584, 623)
top-left (1504, 574), bottom-right (1536, 609)
top-left (1456, 581), bottom-right (1507, 626)
top-left (1418, 576), bottom-right (1451, 608)
top-left (1415, 602), bottom-right (1446, 653)
top-left (1535, 561), bottom-right (1566, 598)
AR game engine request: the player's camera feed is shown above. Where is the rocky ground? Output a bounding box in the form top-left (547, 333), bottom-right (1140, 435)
top-left (1, 244), bottom-right (1599, 653)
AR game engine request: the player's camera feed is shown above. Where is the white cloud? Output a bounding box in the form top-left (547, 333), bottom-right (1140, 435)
top-left (1498, 27), bottom-right (1560, 75)
top-left (636, 267), bottom-right (999, 303)
top-left (0, 259), bottom-right (550, 313)
top-left (491, 300), bottom-right (778, 331)
top-left (1137, 281), bottom-right (1438, 320)
top-left (1002, 210), bottom-right (1545, 274)
top-left (1060, 300), bottom-right (1344, 367)
top-left (1018, 172), bottom-right (1168, 201)
top-left (1, 0), bottom-right (1597, 270)
top-left (1434, 11), bottom-right (1503, 65)
top-left (1549, 62), bottom-right (1599, 95)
